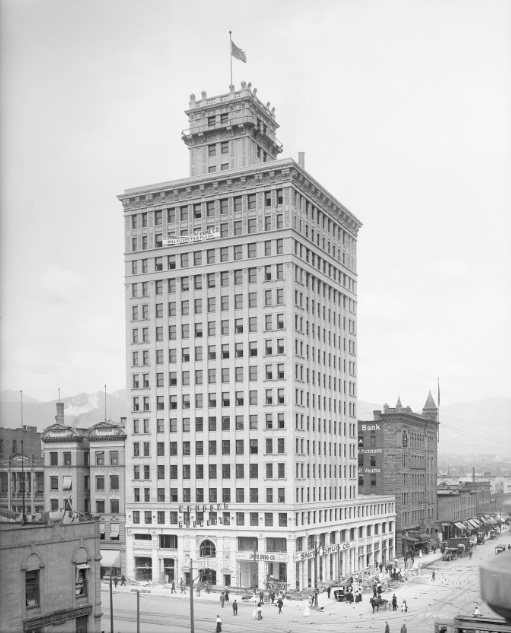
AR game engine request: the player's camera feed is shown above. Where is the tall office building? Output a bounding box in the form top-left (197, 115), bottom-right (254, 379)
top-left (119, 83), bottom-right (395, 590)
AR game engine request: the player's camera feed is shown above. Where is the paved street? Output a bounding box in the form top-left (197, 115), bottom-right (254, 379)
top-left (101, 530), bottom-right (510, 633)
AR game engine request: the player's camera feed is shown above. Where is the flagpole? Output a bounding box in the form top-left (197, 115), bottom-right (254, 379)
top-left (437, 377), bottom-right (440, 442)
top-left (229, 31), bottom-right (233, 87)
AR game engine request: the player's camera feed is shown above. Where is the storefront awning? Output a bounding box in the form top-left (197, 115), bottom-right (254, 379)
top-left (455, 522), bottom-right (465, 530)
top-left (467, 520), bottom-right (478, 529)
top-left (404, 535), bottom-right (419, 542)
top-left (478, 517), bottom-right (487, 524)
top-left (100, 550), bottom-right (120, 568)
top-left (441, 523), bottom-right (450, 528)
top-left (489, 517), bottom-right (497, 525)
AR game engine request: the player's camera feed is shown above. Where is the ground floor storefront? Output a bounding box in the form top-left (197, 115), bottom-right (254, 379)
top-left (125, 508), bottom-right (396, 590)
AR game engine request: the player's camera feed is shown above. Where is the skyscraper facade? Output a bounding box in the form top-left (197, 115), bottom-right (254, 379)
top-left (119, 83), bottom-right (395, 590)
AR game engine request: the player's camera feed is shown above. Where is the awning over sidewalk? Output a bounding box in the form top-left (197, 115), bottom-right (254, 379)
top-left (455, 522), bottom-right (466, 530)
top-left (468, 520), bottom-right (479, 529)
top-left (100, 550), bottom-right (120, 568)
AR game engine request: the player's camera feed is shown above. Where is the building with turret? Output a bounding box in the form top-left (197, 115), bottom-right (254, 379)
top-left (118, 82), bottom-right (396, 591)
top-left (358, 394), bottom-right (439, 556)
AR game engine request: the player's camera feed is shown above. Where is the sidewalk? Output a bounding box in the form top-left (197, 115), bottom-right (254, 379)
top-left (100, 582), bottom-right (254, 606)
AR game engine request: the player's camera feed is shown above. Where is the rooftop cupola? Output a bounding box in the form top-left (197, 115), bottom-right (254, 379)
top-left (182, 83), bottom-right (283, 177)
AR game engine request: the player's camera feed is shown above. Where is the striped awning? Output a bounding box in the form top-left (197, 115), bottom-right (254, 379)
top-left (471, 519), bottom-right (480, 527)
top-left (100, 550), bottom-right (120, 568)
top-left (455, 522), bottom-right (465, 530)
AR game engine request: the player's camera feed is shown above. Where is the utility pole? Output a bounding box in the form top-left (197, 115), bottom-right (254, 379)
top-left (20, 390), bottom-right (26, 524)
top-left (109, 573), bottom-right (114, 633)
top-left (136, 589), bottom-right (140, 633)
top-left (253, 540), bottom-right (258, 594)
top-left (190, 558), bottom-right (195, 633)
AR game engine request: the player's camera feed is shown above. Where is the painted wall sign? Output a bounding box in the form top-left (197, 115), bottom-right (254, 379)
top-left (292, 541), bottom-right (355, 562)
top-left (163, 227), bottom-right (220, 246)
top-left (236, 552), bottom-right (289, 562)
top-left (360, 424), bottom-right (380, 431)
top-left (358, 448), bottom-right (383, 454)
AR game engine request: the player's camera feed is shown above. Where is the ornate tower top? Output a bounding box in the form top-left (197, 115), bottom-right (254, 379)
top-left (181, 83), bottom-right (283, 177)
top-left (422, 391), bottom-right (439, 421)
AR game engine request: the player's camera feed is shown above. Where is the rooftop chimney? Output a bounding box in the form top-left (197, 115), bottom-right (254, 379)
top-left (55, 402), bottom-right (65, 425)
top-left (298, 152), bottom-right (305, 169)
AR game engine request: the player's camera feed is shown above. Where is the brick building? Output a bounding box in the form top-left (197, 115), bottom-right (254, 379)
top-left (0, 518), bottom-right (102, 633)
top-left (41, 403), bottom-right (127, 577)
top-left (118, 82), bottom-right (396, 590)
top-left (358, 395), bottom-right (439, 555)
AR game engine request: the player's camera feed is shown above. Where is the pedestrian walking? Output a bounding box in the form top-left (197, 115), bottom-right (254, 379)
top-left (327, 586), bottom-right (331, 598)
top-left (270, 590), bottom-right (275, 603)
top-left (220, 593), bottom-right (225, 608)
top-left (432, 571), bottom-right (436, 581)
top-left (400, 624), bottom-right (408, 633)
top-left (232, 600), bottom-right (238, 615)
top-left (385, 621), bottom-right (390, 633)
top-left (401, 599), bottom-right (408, 613)
top-left (259, 590), bottom-right (264, 603)
top-left (392, 594), bottom-right (397, 611)
top-left (469, 550), bottom-right (473, 560)
top-left (277, 597), bottom-right (283, 614)
top-left (171, 580), bottom-right (176, 593)
top-left (120, 575), bottom-right (126, 586)
top-left (373, 584), bottom-right (377, 598)
top-left (257, 604), bottom-right (263, 620)
top-left (215, 615), bottom-right (222, 632)
top-left (113, 576), bottom-right (118, 588)
top-left (224, 589), bottom-right (229, 602)
top-left (180, 578), bottom-right (185, 593)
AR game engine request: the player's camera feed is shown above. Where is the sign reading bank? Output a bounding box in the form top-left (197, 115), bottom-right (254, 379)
top-left (163, 226), bottom-right (220, 246)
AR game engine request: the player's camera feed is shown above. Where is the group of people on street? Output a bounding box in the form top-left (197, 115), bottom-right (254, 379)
top-left (219, 589), bottom-right (230, 607)
top-left (112, 574), bottom-right (126, 587)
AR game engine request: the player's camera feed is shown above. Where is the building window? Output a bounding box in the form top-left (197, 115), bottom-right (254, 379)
top-left (96, 451), bottom-right (104, 465)
top-left (25, 570), bottom-right (40, 607)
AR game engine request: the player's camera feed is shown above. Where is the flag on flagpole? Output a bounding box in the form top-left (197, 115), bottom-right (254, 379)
top-left (231, 40), bottom-right (247, 63)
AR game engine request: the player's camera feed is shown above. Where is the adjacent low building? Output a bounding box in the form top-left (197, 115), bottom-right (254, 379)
top-left (0, 426), bottom-right (44, 515)
top-left (41, 403), bottom-right (127, 577)
top-left (0, 517), bottom-right (102, 633)
top-left (358, 395), bottom-right (439, 556)
top-left (436, 480), bottom-right (499, 541)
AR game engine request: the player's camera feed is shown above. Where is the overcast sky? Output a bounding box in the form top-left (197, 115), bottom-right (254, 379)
top-left (1, 0), bottom-right (510, 409)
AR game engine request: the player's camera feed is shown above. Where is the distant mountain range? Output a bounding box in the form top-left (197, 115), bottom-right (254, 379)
top-left (0, 390), bottom-right (128, 431)
top-left (1, 390), bottom-right (509, 456)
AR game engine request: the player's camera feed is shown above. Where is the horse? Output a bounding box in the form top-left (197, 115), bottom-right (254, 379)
top-left (370, 597), bottom-right (389, 613)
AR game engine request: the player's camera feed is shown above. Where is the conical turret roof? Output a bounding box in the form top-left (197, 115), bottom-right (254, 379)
top-left (423, 391), bottom-right (438, 410)
top-left (396, 396), bottom-right (402, 408)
